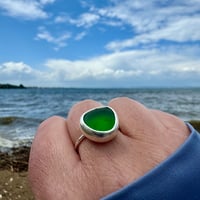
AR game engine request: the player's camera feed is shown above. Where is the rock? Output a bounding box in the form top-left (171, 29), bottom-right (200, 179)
top-left (189, 120), bottom-right (200, 133)
top-left (0, 146), bottom-right (30, 172)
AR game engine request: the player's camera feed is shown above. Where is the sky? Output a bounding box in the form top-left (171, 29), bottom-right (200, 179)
top-left (0, 0), bottom-right (200, 88)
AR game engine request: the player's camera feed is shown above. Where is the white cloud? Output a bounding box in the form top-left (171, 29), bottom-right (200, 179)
top-left (99, 0), bottom-right (200, 29)
top-left (91, 0), bottom-right (200, 51)
top-left (77, 13), bottom-right (100, 27)
top-left (0, 62), bottom-right (42, 85)
top-left (62, 13), bottom-right (100, 28)
top-left (1, 45), bottom-right (200, 87)
top-left (39, 0), bottom-right (55, 5)
top-left (0, 62), bottom-right (33, 74)
top-left (52, 0), bottom-right (200, 51)
top-left (53, 0), bottom-right (200, 49)
top-left (35, 26), bottom-right (71, 50)
top-left (0, 0), bottom-right (55, 20)
top-left (54, 15), bottom-right (68, 23)
top-left (75, 31), bottom-right (87, 41)
top-left (43, 46), bottom-right (200, 87)
top-left (106, 15), bottom-right (200, 51)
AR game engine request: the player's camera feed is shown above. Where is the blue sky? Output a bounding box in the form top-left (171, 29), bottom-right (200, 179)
top-left (0, 0), bottom-right (200, 88)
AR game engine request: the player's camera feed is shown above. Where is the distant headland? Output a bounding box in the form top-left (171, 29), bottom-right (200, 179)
top-left (0, 83), bottom-right (26, 89)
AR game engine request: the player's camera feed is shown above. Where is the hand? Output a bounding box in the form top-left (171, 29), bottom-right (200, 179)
top-left (28, 97), bottom-right (189, 199)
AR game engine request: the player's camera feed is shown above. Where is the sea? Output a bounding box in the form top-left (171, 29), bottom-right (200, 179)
top-left (0, 87), bottom-right (200, 151)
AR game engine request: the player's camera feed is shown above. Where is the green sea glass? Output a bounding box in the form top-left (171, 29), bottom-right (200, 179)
top-left (83, 107), bottom-right (115, 131)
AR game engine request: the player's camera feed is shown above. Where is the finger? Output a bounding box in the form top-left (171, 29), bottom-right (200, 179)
top-left (29, 116), bottom-right (79, 176)
top-left (66, 100), bottom-right (102, 151)
top-left (150, 109), bottom-right (190, 137)
top-left (109, 97), bottom-right (156, 139)
top-left (28, 116), bottom-right (81, 199)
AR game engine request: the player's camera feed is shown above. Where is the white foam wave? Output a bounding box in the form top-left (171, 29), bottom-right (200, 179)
top-left (0, 137), bottom-right (18, 148)
top-left (0, 136), bottom-right (32, 152)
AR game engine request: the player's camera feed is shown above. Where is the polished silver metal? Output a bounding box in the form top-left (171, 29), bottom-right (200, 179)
top-left (75, 134), bottom-right (86, 151)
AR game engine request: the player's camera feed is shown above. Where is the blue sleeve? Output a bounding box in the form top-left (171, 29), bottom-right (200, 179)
top-left (102, 124), bottom-right (200, 200)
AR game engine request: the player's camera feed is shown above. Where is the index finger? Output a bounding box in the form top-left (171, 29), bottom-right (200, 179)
top-left (29, 116), bottom-right (79, 174)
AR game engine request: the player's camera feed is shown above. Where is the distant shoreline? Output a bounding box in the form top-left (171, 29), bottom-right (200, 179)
top-left (1, 84), bottom-right (200, 90)
top-left (0, 83), bottom-right (26, 89)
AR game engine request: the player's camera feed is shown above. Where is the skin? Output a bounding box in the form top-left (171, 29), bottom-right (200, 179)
top-left (28, 97), bottom-right (190, 200)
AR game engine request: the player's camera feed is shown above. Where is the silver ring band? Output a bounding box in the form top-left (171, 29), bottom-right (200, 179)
top-left (75, 134), bottom-right (86, 151)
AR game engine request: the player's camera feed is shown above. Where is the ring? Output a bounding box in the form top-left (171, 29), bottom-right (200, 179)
top-left (75, 106), bottom-right (119, 151)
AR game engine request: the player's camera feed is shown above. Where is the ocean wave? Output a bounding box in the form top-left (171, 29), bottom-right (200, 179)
top-left (0, 137), bottom-right (17, 148)
top-left (0, 116), bottom-right (18, 125)
top-left (0, 136), bottom-right (32, 152)
top-left (0, 116), bottom-right (42, 125)
top-left (0, 116), bottom-right (41, 151)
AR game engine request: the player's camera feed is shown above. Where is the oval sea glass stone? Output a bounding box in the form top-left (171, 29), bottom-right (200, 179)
top-left (83, 107), bottom-right (115, 132)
